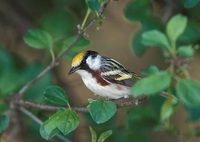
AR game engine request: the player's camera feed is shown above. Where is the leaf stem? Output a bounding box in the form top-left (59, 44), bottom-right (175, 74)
top-left (50, 48), bottom-right (55, 63)
top-left (180, 67), bottom-right (190, 79)
top-left (81, 8), bottom-right (91, 29)
top-left (169, 42), bottom-right (177, 59)
top-left (67, 102), bottom-right (72, 111)
top-left (89, 127), bottom-right (97, 142)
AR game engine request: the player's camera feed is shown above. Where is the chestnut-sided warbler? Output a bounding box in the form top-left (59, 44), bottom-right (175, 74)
top-left (68, 50), bottom-right (139, 99)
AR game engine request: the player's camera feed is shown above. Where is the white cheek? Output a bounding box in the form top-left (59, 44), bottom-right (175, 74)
top-left (86, 55), bottom-right (101, 70)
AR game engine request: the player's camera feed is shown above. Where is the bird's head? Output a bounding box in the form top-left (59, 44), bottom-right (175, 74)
top-left (68, 50), bottom-right (101, 74)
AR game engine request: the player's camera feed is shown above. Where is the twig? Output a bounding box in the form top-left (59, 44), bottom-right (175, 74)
top-left (17, 100), bottom-right (87, 112)
top-left (161, 0), bottom-right (174, 22)
top-left (16, 63), bottom-right (56, 99)
top-left (20, 107), bottom-right (43, 124)
top-left (15, 97), bottom-right (147, 112)
top-left (20, 107), bottom-right (71, 142)
top-left (15, 0), bottom-right (110, 99)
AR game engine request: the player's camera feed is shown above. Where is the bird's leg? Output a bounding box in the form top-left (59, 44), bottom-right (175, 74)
top-left (135, 96), bottom-right (148, 105)
top-left (95, 94), bottom-right (104, 100)
top-left (114, 96), bottom-right (148, 106)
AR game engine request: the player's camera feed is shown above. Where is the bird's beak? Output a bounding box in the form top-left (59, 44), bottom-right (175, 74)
top-left (68, 66), bottom-right (80, 75)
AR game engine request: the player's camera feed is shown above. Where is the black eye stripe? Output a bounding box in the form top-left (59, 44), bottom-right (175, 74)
top-left (79, 50), bottom-right (99, 70)
top-left (91, 54), bottom-right (97, 58)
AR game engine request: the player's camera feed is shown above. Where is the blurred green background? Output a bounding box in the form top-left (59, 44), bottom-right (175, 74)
top-left (1, 0), bottom-right (200, 142)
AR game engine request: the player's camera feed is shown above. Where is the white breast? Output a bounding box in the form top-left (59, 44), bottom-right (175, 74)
top-left (76, 70), bottom-right (130, 99)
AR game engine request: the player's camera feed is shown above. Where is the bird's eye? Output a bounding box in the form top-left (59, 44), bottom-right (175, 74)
top-left (91, 54), bottom-right (97, 59)
top-left (82, 59), bottom-right (86, 64)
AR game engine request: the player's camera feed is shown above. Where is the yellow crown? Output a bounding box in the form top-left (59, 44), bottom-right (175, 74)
top-left (72, 51), bottom-right (86, 66)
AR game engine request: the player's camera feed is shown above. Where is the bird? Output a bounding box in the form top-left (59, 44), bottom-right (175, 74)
top-left (68, 50), bottom-right (140, 99)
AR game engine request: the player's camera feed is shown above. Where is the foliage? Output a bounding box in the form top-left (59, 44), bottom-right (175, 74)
top-left (24, 28), bottom-right (53, 49)
top-left (176, 79), bottom-right (200, 107)
top-left (0, 0), bottom-right (200, 142)
top-left (41, 9), bottom-right (75, 39)
top-left (40, 109), bottom-right (79, 140)
top-left (141, 30), bottom-right (170, 50)
top-left (87, 99), bottom-right (117, 124)
top-left (132, 71), bottom-right (171, 96)
top-left (182, 0), bottom-right (200, 8)
top-left (0, 115), bottom-right (9, 133)
top-left (166, 14), bottom-right (188, 44)
top-left (124, 0), bottom-right (162, 56)
top-left (89, 127), bottom-right (112, 142)
top-left (133, 13), bottom-right (200, 109)
top-left (43, 85), bottom-right (68, 106)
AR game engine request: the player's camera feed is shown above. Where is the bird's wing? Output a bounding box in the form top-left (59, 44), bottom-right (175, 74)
top-left (100, 57), bottom-right (140, 87)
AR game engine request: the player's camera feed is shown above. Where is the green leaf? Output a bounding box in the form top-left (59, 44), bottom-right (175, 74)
top-left (186, 107), bottom-right (200, 121)
top-left (160, 95), bottom-right (178, 124)
top-left (124, 0), bottom-right (151, 22)
top-left (142, 30), bottom-right (170, 49)
top-left (24, 29), bottom-right (53, 49)
top-left (40, 124), bottom-right (59, 140)
top-left (0, 101), bottom-right (9, 114)
top-left (86, 0), bottom-right (101, 11)
top-left (0, 103), bottom-right (8, 113)
top-left (142, 65), bottom-right (160, 76)
top-left (63, 36), bottom-right (90, 57)
top-left (0, 48), bottom-right (13, 74)
top-left (43, 85), bottom-right (68, 106)
top-left (41, 10), bottom-right (75, 39)
top-left (176, 79), bottom-right (200, 107)
top-left (179, 21), bottom-right (200, 43)
top-left (182, 0), bottom-right (200, 8)
top-left (89, 127), bottom-right (97, 142)
top-left (0, 56), bottom-right (52, 98)
top-left (127, 106), bottom-right (158, 132)
top-left (40, 109), bottom-right (79, 140)
top-left (131, 19), bottom-right (162, 56)
top-left (166, 14), bottom-right (188, 44)
top-left (177, 45), bottom-right (194, 57)
top-left (0, 48), bottom-right (23, 95)
top-left (132, 30), bottom-right (147, 56)
top-left (97, 130), bottom-right (112, 142)
top-left (132, 71), bottom-right (171, 96)
top-left (0, 59), bottom-right (52, 98)
top-left (124, 0), bottom-right (163, 56)
top-left (0, 115), bottom-right (10, 133)
top-left (87, 99), bottom-right (117, 124)
top-left (0, 70), bottom-right (21, 95)
top-left (113, 130), bottom-right (150, 142)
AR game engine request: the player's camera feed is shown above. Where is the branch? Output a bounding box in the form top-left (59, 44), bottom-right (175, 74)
top-left (15, 96), bottom-right (147, 112)
top-left (17, 100), bottom-right (87, 112)
top-left (15, 0), bottom-right (110, 99)
top-left (20, 107), bottom-right (71, 142)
